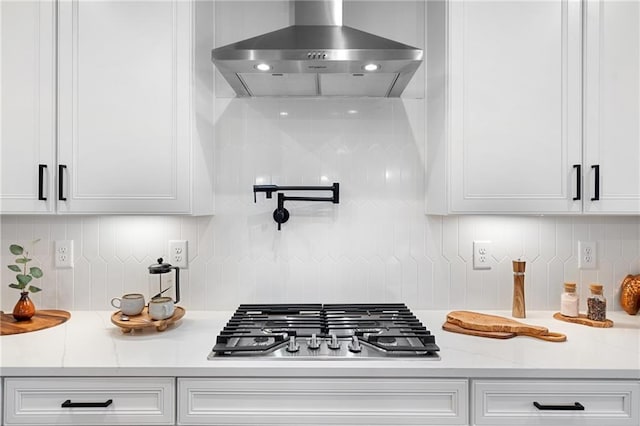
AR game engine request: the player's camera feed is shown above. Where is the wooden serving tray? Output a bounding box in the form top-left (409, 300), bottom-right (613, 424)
top-left (553, 312), bottom-right (613, 328)
top-left (1, 310), bottom-right (71, 336)
top-left (111, 306), bottom-right (185, 333)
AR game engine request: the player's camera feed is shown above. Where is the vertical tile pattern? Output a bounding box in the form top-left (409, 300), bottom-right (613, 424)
top-left (1, 97), bottom-right (640, 312)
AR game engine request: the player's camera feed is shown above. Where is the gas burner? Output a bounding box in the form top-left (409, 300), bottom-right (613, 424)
top-left (209, 303), bottom-right (439, 359)
top-left (377, 336), bottom-right (397, 346)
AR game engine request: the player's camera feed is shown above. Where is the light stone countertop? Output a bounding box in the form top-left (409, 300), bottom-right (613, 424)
top-left (1, 310), bottom-right (639, 379)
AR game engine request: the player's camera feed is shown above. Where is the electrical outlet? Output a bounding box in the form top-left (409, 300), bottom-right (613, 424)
top-left (169, 240), bottom-right (188, 269)
top-left (473, 241), bottom-right (492, 270)
top-left (54, 240), bottom-right (74, 269)
top-left (578, 241), bottom-right (597, 269)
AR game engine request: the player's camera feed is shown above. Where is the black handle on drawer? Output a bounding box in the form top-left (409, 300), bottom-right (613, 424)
top-left (61, 399), bottom-right (113, 408)
top-left (591, 164), bottom-right (600, 201)
top-left (58, 164), bottom-right (67, 201)
top-left (533, 401), bottom-right (585, 411)
top-left (572, 164), bottom-right (581, 201)
top-left (38, 164), bottom-right (47, 201)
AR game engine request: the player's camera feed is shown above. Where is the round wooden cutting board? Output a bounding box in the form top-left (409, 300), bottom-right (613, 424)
top-left (0, 310), bottom-right (71, 336)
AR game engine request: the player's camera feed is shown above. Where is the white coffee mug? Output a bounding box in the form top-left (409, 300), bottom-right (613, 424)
top-left (110, 293), bottom-right (145, 316)
top-left (148, 296), bottom-right (175, 320)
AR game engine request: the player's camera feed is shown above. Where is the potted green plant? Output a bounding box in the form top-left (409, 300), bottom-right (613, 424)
top-left (7, 239), bottom-right (43, 321)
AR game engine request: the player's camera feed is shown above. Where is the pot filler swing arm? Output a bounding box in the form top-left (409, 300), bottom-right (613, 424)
top-left (253, 183), bottom-right (340, 230)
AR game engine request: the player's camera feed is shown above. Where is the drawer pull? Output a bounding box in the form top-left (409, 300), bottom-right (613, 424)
top-left (58, 164), bottom-right (67, 201)
top-left (61, 399), bottom-right (113, 408)
top-left (590, 164), bottom-right (600, 201)
top-left (38, 164), bottom-right (47, 201)
top-left (572, 164), bottom-right (581, 201)
top-left (533, 401), bottom-right (584, 411)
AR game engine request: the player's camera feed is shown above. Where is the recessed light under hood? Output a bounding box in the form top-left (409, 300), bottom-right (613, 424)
top-left (211, 0), bottom-right (423, 97)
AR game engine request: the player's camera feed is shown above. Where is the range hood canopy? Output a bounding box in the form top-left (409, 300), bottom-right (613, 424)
top-left (211, 0), bottom-right (423, 97)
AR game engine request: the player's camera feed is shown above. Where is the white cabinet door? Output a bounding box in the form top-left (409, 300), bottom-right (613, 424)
top-left (583, 0), bottom-right (640, 214)
top-left (447, 0), bottom-right (582, 214)
top-left (178, 377), bottom-right (469, 425)
top-left (0, 0), bottom-right (56, 214)
top-left (426, 0), bottom-right (583, 214)
top-left (57, 0), bottom-right (192, 214)
top-left (4, 377), bottom-right (175, 425)
top-left (473, 379), bottom-right (640, 426)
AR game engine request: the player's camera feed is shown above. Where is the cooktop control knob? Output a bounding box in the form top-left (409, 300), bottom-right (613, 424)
top-left (327, 333), bottom-right (341, 350)
top-left (286, 335), bottom-right (300, 353)
top-left (308, 333), bottom-right (321, 350)
top-left (348, 335), bottom-right (362, 353)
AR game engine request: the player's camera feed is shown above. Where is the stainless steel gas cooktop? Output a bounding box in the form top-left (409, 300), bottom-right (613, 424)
top-left (208, 303), bottom-right (440, 360)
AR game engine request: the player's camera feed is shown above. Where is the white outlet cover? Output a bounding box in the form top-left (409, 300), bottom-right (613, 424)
top-left (169, 240), bottom-right (188, 269)
top-left (54, 240), bottom-right (74, 269)
top-left (578, 241), bottom-right (597, 269)
top-left (473, 240), bottom-right (492, 270)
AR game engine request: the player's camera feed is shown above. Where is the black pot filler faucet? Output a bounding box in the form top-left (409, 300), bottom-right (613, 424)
top-left (253, 183), bottom-right (340, 230)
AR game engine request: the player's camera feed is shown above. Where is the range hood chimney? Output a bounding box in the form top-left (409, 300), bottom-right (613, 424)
top-left (211, 0), bottom-right (423, 97)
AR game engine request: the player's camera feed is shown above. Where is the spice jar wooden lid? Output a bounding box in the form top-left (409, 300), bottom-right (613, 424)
top-left (564, 282), bottom-right (577, 292)
top-left (589, 283), bottom-right (603, 294)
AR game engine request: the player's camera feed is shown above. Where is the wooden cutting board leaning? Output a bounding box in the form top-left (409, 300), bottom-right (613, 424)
top-left (443, 310), bottom-right (567, 342)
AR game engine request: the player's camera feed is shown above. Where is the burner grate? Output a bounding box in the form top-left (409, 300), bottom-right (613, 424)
top-left (210, 303), bottom-right (440, 358)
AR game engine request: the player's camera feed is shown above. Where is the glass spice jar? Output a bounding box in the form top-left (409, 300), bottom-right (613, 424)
top-left (587, 284), bottom-right (606, 322)
top-left (560, 282), bottom-right (579, 317)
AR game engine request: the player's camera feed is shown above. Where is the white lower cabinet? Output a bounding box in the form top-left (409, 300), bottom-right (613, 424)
top-left (4, 377), bottom-right (638, 425)
top-left (177, 377), bottom-right (469, 425)
top-left (472, 379), bottom-right (640, 426)
top-left (3, 377), bottom-right (175, 425)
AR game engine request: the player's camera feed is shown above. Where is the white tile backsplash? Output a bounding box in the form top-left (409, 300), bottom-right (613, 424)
top-left (2, 98), bottom-right (640, 312)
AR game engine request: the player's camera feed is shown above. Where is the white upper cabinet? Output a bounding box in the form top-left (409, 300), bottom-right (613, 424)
top-left (426, 0), bottom-right (583, 214)
top-left (1, 0), bottom-right (214, 215)
top-left (0, 1), bottom-right (56, 213)
top-left (57, 0), bottom-right (192, 213)
top-left (583, 0), bottom-right (640, 214)
top-left (426, 0), bottom-right (640, 215)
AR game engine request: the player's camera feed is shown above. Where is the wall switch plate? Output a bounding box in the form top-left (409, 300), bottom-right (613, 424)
top-left (169, 240), bottom-right (188, 269)
top-left (473, 241), bottom-right (492, 270)
top-left (54, 240), bottom-right (74, 269)
top-left (578, 241), bottom-right (597, 269)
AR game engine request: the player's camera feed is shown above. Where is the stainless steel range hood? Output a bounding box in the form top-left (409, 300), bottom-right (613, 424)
top-left (211, 0), bottom-right (423, 97)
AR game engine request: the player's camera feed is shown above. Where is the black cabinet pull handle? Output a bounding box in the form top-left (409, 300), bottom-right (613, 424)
top-left (58, 164), bottom-right (67, 201)
top-left (38, 164), bottom-right (47, 201)
top-left (572, 164), bottom-right (581, 201)
top-left (590, 164), bottom-right (600, 201)
top-left (61, 399), bottom-right (113, 408)
top-left (533, 401), bottom-right (585, 411)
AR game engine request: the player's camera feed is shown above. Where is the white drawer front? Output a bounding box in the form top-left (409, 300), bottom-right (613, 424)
top-left (473, 380), bottom-right (640, 426)
top-left (4, 377), bottom-right (175, 425)
top-left (178, 377), bottom-right (468, 425)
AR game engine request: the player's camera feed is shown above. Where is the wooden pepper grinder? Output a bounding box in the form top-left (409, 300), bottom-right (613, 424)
top-left (512, 259), bottom-right (526, 318)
